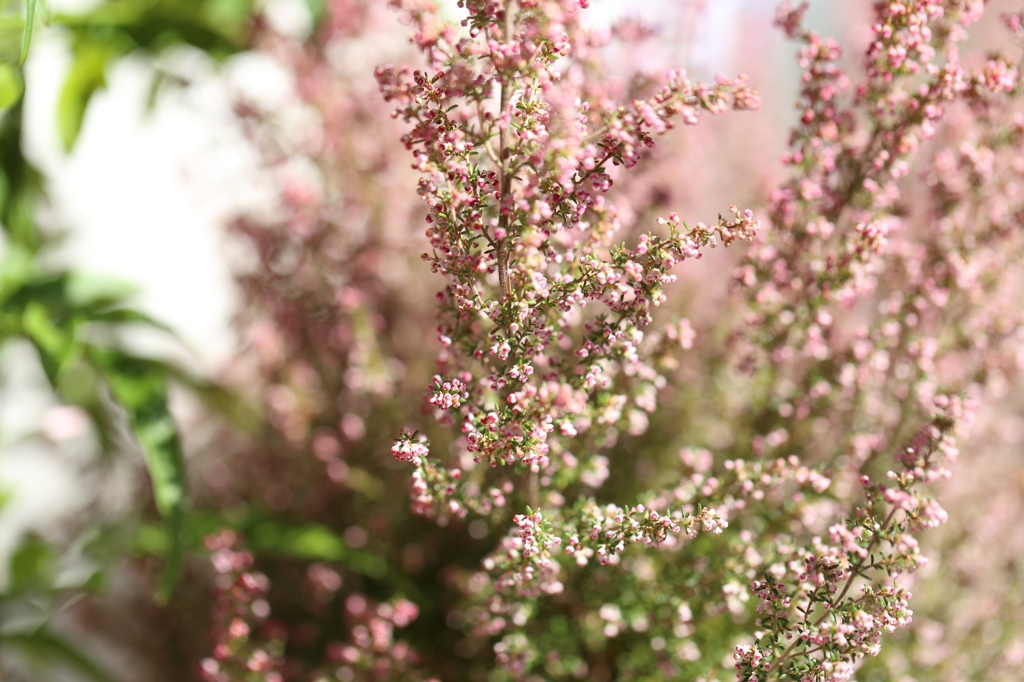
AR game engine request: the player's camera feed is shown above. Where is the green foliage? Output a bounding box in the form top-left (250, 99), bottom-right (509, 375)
top-left (98, 351), bottom-right (191, 601)
top-left (18, 0), bottom-right (33, 64)
top-left (0, 260), bottom-right (190, 598)
top-left (51, 0), bottom-right (255, 149)
top-left (0, 631), bottom-right (119, 682)
top-left (0, 0), bottom-right (261, 679)
top-left (7, 535), bottom-right (56, 594)
top-left (0, 256), bottom-right (261, 602)
top-left (0, 533), bottom-right (117, 682)
top-left (0, 0), bottom-right (37, 66)
top-left (135, 511), bottom-right (392, 579)
top-left (0, 62), bottom-right (21, 110)
top-left (57, 38), bottom-right (120, 151)
top-left (0, 0), bottom-right (259, 604)
top-left (0, 106), bottom-right (44, 252)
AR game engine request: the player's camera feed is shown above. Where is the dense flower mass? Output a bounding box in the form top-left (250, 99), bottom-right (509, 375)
top-left (373, 0), bottom-right (1024, 678)
top-left (180, 1), bottom-right (1024, 681)
top-left (380, 0), bottom-right (760, 509)
top-left (200, 531), bottom-right (285, 682)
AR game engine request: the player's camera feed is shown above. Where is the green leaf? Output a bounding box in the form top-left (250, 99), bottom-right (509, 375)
top-left (63, 271), bottom-right (140, 309)
top-left (93, 352), bottom-right (189, 603)
top-left (7, 534), bottom-right (56, 594)
top-left (53, 357), bottom-right (102, 406)
top-left (0, 244), bottom-right (34, 307)
top-left (52, 0), bottom-right (253, 56)
top-left (58, 42), bottom-right (117, 152)
top-left (0, 630), bottom-right (119, 682)
top-left (206, 0), bottom-right (258, 36)
top-left (0, 63), bottom-right (23, 111)
top-left (248, 520), bottom-right (346, 561)
top-left (84, 307), bottom-right (177, 333)
top-left (245, 519), bottom-right (387, 578)
top-left (187, 511), bottom-right (392, 580)
top-left (19, 0), bottom-right (37, 65)
top-left (157, 361), bottom-right (262, 431)
top-left (132, 521), bottom-right (171, 556)
top-left (21, 301), bottom-right (75, 380)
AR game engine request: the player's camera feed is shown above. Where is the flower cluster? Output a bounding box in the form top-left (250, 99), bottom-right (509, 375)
top-left (199, 531), bottom-right (285, 682)
top-left (733, 398), bottom-right (972, 681)
top-left (429, 374), bottom-right (469, 412)
top-left (314, 595), bottom-right (437, 682)
top-left (380, 0), bottom-right (760, 485)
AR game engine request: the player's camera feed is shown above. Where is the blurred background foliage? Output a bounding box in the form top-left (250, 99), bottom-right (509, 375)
top-left (1, 0), bottom-right (257, 678)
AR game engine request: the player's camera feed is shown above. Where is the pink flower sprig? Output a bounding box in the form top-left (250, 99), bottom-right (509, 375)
top-left (454, 390), bottom-right (961, 679)
top-left (725, 1), bottom-right (1020, 513)
top-left (563, 502), bottom-right (724, 568)
top-left (392, 430), bottom-right (472, 518)
top-left (557, 454), bottom-right (832, 570)
top-left (429, 374), bottom-right (470, 412)
top-left (740, 1), bottom-right (1013, 368)
top-left (382, 0), bottom-right (760, 522)
top-left (200, 535), bottom-right (434, 682)
top-left (909, 102), bottom-right (1024, 392)
top-left (316, 595), bottom-right (438, 682)
top-left (592, 71), bottom-right (760, 169)
top-left (734, 396), bottom-right (972, 681)
top-left (199, 531), bottom-right (285, 682)
top-left (488, 510), bottom-right (566, 600)
top-left (460, 453), bottom-right (835, 676)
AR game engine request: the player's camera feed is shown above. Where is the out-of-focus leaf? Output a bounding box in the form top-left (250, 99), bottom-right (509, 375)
top-left (346, 466), bottom-right (385, 500)
top-left (132, 521), bottom-right (171, 556)
top-left (54, 358), bottom-right (102, 407)
top-left (241, 518), bottom-right (404, 587)
top-left (0, 63), bottom-right (23, 110)
top-left (0, 630), bottom-right (119, 682)
top-left (84, 307), bottom-right (177, 334)
top-left (4, 270), bottom-right (166, 330)
top-left (0, 104), bottom-right (44, 251)
top-left (0, 245), bottom-right (34, 308)
top-left (19, 0), bottom-right (37, 65)
top-left (3, 268), bottom-right (175, 351)
top-left (248, 520), bottom-right (347, 562)
top-left (21, 301), bottom-right (75, 380)
top-left (159, 362), bottom-right (262, 432)
top-left (299, 0), bottom-right (325, 26)
top-left (63, 271), bottom-right (139, 309)
top-left (143, 67), bottom-right (167, 113)
top-left (81, 343), bottom-right (259, 433)
top-left (147, 509), bottom-right (389, 575)
top-left (0, 165), bottom-right (7, 216)
top-left (204, 0), bottom-right (255, 40)
top-left (8, 534), bottom-right (56, 594)
top-left (92, 350), bottom-right (188, 603)
top-left (212, 513), bottom-right (388, 579)
top-left (58, 41), bottom-right (119, 151)
top-left (0, 20), bottom-right (24, 64)
top-left (54, 0), bottom-right (254, 56)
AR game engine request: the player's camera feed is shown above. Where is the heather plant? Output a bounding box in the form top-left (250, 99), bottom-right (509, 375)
top-left (8, 0), bottom-right (1021, 681)
top-left (368, 0), bottom-right (1024, 680)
